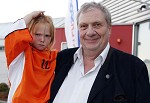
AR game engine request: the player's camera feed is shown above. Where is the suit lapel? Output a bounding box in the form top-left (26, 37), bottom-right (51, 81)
top-left (87, 48), bottom-right (114, 103)
top-left (50, 57), bottom-right (74, 103)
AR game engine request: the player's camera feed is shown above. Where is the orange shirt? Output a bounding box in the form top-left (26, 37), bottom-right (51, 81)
top-left (5, 25), bottom-right (57, 103)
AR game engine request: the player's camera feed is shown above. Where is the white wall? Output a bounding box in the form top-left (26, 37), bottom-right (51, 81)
top-left (0, 51), bottom-right (8, 84)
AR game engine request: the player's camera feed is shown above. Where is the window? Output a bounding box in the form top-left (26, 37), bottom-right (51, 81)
top-left (0, 46), bottom-right (4, 51)
top-left (61, 42), bottom-right (68, 50)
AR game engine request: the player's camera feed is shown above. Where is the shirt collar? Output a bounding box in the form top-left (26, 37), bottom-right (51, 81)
top-left (73, 43), bottom-right (110, 64)
top-left (74, 46), bottom-right (82, 63)
top-left (99, 43), bottom-right (110, 65)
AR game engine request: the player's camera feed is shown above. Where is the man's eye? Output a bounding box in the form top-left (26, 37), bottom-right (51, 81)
top-left (80, 25), bottom-right (87, 30)
top-left (93, 23), bottom-right (101, 28)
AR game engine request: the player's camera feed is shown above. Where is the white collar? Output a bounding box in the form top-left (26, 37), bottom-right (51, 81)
top-left (73, 43), bottom-right (110, 65)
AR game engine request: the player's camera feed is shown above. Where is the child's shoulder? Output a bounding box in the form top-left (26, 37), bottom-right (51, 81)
top-left (50, 49), bottom-right (58, 57)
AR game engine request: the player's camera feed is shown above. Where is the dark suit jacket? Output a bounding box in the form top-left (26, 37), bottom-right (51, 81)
top-left (49, 47), bottom-right (150, 103)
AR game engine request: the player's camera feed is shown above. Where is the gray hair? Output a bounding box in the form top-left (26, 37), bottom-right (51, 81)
top-left (77, 2), bottom-right (111, 26)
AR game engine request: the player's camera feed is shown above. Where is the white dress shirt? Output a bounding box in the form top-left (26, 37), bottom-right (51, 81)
top-left (53, 43), bottom-right (110, 103)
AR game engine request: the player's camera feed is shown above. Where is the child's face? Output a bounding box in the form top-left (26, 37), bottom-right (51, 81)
top-left (31, 23), bottom-right (51, 51)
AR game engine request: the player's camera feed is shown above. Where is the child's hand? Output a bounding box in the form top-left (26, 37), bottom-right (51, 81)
top-left (23, 11), bottom-right (45, 26)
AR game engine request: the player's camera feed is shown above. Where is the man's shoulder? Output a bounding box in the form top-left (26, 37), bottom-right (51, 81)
top-left (111, 47), bottom-right (137, 58)
top-left (110, 47), bottom-right (146, 66)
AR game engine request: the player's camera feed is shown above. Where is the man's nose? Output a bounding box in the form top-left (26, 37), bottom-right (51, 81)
top-left (86, 25), bottom-right (96, 35)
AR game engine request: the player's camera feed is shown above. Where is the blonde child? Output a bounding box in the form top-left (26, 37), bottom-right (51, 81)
top-left (4, 11), bottom-right (57, 103)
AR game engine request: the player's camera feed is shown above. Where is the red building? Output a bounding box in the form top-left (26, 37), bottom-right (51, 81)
top-left (53, 24), bottom-right (133, 54)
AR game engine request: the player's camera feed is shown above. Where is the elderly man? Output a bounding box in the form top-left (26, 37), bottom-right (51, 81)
top-left (50, 2), bottom-right (150, 103)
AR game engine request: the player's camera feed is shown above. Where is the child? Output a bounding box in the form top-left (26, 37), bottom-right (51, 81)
top-left (4, 11), bottom-right (57, 103)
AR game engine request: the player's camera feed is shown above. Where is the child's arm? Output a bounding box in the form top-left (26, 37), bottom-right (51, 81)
top-left (4, 11), bottom-right (44, 66)
top-left (1, 11), bottom-right (44, 38)
top-left (1, 19), bottom-right (26, 38)
top-left (23, 11), bottom-right (44, 27)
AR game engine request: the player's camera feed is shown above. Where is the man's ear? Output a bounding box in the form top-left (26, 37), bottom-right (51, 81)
top-left (107, 26), bottom-right (111, 37)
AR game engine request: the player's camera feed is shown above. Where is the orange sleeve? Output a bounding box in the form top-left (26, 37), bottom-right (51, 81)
top-left (5, 29), bottom-right (33, 66)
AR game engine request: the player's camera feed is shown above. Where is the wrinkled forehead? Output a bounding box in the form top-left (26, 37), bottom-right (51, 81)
top-left (78, 7), bottom-right (105, 21)
top-left (78, 7), bottom-right (104, 19)
top-left (82, 7), bottom-right (99, 13)
top-left (80, 7), bottom-right (104, 16)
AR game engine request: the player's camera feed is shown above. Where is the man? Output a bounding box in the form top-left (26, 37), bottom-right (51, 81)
top-left (50, 2), bottom-right (150, 103)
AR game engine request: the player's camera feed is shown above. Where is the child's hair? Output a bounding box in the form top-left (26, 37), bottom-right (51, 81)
top-left (28, 15), bottom-right (55, 50)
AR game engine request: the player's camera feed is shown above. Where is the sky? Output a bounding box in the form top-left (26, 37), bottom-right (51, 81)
top-left (0, 0), bottom-right (103, 23)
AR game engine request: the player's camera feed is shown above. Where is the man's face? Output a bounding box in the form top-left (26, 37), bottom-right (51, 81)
top-left (78, 8), bottom-right (111, 52)
top-left (31, 23), bottom-right (51, 51)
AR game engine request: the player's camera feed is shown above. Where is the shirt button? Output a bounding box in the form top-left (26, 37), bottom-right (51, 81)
top-left (106, 74), bottom-right (110, 79)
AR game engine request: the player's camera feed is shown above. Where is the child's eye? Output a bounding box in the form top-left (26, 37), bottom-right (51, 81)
top-left (35, 33), bottom-right (40, 36)
top-left (45, 34), bottom-right (51, 37)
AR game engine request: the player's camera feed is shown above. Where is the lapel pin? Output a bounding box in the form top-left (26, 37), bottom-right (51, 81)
top-left (106, 74), bottom-right (110, 79)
